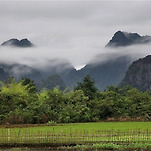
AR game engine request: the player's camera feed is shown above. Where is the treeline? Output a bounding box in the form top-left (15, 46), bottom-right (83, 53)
top-left (0, 75), bottom-right (151, 124)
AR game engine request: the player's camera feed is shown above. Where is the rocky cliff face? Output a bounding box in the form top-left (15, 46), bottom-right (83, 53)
top-left (121, 55), bottom-right (151, 91)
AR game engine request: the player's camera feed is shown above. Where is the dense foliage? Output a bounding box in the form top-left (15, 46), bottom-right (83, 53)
top-left (0, 76), bottom-right (151, 124)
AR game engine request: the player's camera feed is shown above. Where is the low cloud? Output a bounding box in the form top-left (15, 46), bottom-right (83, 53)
top-left (87, 43), bottom-right (151, 66)
top-left (0, 43), bottom-right (151, 71)
top-left (0, 1), bottom-right (151, 70)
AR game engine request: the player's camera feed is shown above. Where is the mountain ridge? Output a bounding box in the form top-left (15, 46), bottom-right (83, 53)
top-left (106, 31), bottom-right (151, 47)
top-left (1, 38), bottom-right (34, 47)
top-left (1, 31), bottom-right (150, 91)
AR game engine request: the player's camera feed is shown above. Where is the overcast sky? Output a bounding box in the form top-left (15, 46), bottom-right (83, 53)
top-left (0, 0), bottom-right (151, 69)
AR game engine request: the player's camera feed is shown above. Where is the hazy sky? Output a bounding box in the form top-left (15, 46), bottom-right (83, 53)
top-left (0, 0), bottom-right (151, 69)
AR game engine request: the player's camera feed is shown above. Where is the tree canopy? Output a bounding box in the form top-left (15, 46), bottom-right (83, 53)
top-left (0, 75), bottom-right (151, 124)
top-left (74, 75), bottom-right (98, 100)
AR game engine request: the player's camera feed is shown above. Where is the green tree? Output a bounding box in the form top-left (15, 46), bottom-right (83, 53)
top-left (41, 87), bottom-right (67, 122)
top-left (74, 75), bottom-right (98, 100)
top-left (58, 90), bottom-right (90, 123)
top-left (0, 78), bottom-right (39, 124)
top-left (126, 88), bottom-right (151, 118)
top-left (21, 78), bottom-right (37, 93)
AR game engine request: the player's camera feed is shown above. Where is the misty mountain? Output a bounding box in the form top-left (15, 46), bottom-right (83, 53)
top-left (38, 75), bottom-right (66, 91)
top-left (0, 56), bottom-right (132, 91)
top-left (1, 38), bottom-right (34, 47)
top-left (34, 59), bottom-right (81, 88)
top-left (78, 56), bottom-right (132, 91)
top-left (106, 31), bottom-right (151, 47)
top-left (0, 66), bottom-right (9, 81)
top-left (121, 55), bottom-right (151, 91)
top-left (59, 67), bottom-right (82, 88)
top-left (39, 55), bottom-right (132, 91)
top-left (0, 62), bottom-right (68, 90)
top-left (1, 32), bottom-right (150, 91)
top-left (0, 63), bottom-right (41, 82)
top-left (37, 59), bottom-right (74, 78)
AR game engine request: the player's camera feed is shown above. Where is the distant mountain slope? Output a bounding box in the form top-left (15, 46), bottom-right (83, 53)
top-left (0, 66), bottom-right (9, 81)
top-left (0, 63), bottom-right (41, 82)
top-left (106, 31), bottom-right (151, 47)
top-left (79, 56), bottom-right (132, 91)
top-left (1, 38), bottom-right (34, 47)
top-left (0, 63), bottom-right (67, 90)
top-left (38, 75), bottom-right (66, 90)
top-left (121, 55), bottom-right (151, 91)
top-left (36, 59), bottom-right (80, 89)
top-left (1, 32), bottom-right (151, 91)
top-left (59, 66), bottom-right (81, 88)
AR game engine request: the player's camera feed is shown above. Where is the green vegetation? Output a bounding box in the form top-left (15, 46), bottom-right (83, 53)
top-left (1, 122), bottom-right (151, 133)
top-left (0, 122), bottom-right (151, 149)
top-left (0, 75), bottom-right (151, 124)
top-left (60, 143), bottom-right (151, 151)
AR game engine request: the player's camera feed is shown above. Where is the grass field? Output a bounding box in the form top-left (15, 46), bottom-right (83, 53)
top-left (0, 122), bottom-right (151, 150)
top-left (1, 121), bottom-right (150, 132)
